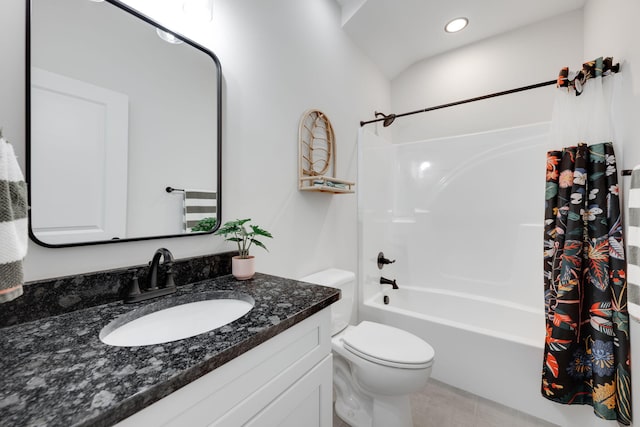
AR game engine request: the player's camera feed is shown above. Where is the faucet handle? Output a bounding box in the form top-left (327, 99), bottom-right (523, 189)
top-left (377, 252), bottom-right (396, 269)
top-left (124, 269), bottom-right (142, 301)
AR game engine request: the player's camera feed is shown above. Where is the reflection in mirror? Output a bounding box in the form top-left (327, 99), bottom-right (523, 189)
top-left (27, 0), bottom-right (221, 247)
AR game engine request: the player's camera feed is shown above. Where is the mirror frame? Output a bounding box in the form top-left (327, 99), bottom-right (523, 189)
top-left (25, 0), bottom-right (222, 248)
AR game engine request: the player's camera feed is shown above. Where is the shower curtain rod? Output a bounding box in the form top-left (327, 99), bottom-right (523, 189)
top-left (359, 76), bottom-right (634, 176)
top-left (359, 79), bottom-right (557, 128)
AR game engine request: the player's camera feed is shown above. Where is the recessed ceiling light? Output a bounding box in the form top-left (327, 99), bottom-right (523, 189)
top-left (444, 17), bottom-right (468, 33)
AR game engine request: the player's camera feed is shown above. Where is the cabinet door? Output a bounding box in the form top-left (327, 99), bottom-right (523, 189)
top-left (244, 354), bottom-right (333, 427)
top-left (116, 309), bottom-right (332, 427)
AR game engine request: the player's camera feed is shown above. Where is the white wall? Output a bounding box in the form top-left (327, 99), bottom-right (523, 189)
top-left (390, 10), bottom-right (584, 143)
top-left (583, 0), bottom-right (640, 170)
top-left (0, 0), bottom-right (390, 281)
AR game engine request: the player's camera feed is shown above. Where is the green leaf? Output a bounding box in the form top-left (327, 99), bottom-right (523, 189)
top-left (589, 172), bottom-right (604, 182)
top-left (190, 217), bottom-right (217, 232)
top-left (568, 211), bottom-right (582, 221)
top-left (251, 225), bottom-right (273, 238)
top-left (215, 223), bottom-right (239, 235)
top-left (545, 182), bottom-right (558, 200)
top-left (613, 311), bottom-right (629, 337)
top-left (617, 364), bottom-right (633, 425)
top-left (252, 239), bottom-right (268, 251)
top-left (589, 143), bottom-right (606, 162)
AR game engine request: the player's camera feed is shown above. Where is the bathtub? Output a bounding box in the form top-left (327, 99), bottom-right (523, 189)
top-left (359, 286), bottom-right (619, 427)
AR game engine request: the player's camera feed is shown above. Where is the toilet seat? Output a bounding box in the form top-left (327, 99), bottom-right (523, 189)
top-left (341, 321), bottom-right (434, 369)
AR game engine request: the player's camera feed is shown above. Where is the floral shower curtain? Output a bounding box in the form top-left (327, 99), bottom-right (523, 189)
top-left (541, 58), bottom-right (631, 425)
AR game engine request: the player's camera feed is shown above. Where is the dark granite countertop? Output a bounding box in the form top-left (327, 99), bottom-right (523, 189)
top-left (0, 273), bottom-right (340, 427)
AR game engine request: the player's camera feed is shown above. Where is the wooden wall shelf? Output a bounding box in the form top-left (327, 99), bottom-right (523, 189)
top-left (299, 176), bottom-right (355, 194)
top-left (298, 109), bottom-right (355, 194)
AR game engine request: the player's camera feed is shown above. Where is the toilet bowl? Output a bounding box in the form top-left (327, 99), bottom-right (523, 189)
top-left (300, 269), bottom-right (435, 427)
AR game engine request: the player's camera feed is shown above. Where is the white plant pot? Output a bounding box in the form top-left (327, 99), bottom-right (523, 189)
top-left (232, 256), bottom-right (255, 280)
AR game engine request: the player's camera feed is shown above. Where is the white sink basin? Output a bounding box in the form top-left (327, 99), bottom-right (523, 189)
top-left (100, 294), bottom-right (254, 347)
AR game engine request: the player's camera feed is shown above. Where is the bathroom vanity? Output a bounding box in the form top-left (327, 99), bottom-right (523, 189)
top-left (118, 301), bottom-right (333, 426)
top-left (0, 269), bottom-right (339, 426)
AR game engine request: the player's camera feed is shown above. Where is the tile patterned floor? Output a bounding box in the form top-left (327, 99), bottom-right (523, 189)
top-left (333, 379), bottom-right (559, 427)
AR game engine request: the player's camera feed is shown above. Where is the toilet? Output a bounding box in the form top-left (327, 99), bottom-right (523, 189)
top-left (300, 269), bottom-right (435, 427)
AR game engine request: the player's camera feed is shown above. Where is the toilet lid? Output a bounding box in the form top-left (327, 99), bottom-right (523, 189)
top-left (342, 321), bottom-right (434, 369)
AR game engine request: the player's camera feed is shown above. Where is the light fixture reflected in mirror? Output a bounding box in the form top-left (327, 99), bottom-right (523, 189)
top-left (155, 0), bottom-right (213, 44)
top-left (182, 0), bottom-right (214, 22)
top-left (156, 28), bottom-right (184, 44)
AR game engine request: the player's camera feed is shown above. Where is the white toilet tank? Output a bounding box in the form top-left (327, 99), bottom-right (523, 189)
top-left (300, 268), bottom-right (354, 335)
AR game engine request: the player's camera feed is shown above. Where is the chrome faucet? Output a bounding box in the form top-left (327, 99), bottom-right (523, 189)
top-left (124, 248), bottom-right (177, 303)
top-left (380, 276), bottom-right (398, 289)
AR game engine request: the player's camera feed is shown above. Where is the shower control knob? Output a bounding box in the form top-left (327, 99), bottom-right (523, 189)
top-left (377, 252), bottom-right (396, 269)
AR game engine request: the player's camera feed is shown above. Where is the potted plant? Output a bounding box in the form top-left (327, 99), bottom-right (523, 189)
top-left (215, 218), bottom-right (273, 280)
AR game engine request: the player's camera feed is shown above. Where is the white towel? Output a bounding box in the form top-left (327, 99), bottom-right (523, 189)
top-left (0, 137), bottom-right (28, 303)
top-left (627, 166), bottom-right (640, 321)
top-left (183, 190), bottom-right (216, 232)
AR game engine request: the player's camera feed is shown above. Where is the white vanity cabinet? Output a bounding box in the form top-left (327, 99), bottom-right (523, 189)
top-left (116, 308), bottom-right (333, 427)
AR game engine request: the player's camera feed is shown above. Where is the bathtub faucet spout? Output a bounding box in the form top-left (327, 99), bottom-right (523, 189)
top-left (380, 276), bottom-right (398, 289)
